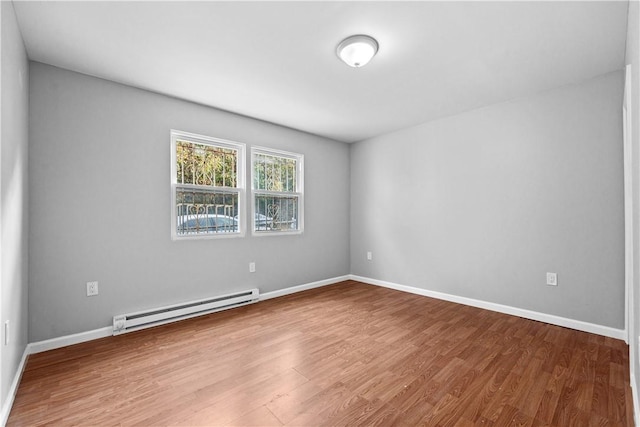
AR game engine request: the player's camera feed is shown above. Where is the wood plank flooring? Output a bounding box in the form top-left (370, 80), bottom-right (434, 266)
top-left (8, 280), bottom-right (634, 426)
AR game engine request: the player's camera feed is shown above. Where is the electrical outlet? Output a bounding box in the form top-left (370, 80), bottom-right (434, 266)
top-left (367, 251), bottom-right (372, 261)
top-left (4, 320), bottom-right (9, 346)
top-left (249, 262), bottom-right (256, 273)
top-left (546, 272), bottom-right (557, 286)
top-left (87, 281), bottom-right (99, 296)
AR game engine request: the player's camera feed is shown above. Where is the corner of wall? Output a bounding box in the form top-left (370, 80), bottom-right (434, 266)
top-left (1, 0), bottom-right (30, 422)
top-left (625, 0), bottom-right (640, 423)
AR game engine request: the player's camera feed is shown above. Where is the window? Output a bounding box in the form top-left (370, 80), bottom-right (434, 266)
top-left (171, 130), bottom-right (245, 239)
top-left (251, 147), bottom-right (303, 234)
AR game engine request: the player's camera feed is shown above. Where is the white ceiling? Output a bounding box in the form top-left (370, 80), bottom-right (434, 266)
top-left (13, 1), bottom-right (629, 143)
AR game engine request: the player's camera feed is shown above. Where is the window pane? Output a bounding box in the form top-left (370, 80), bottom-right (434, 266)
top-left (254, 194), bottom-right (299, 231)
top-left (253, 153), bottom-right (297, 192)
top-left (176, 140), bottom-right (237, 187)
top-left (176, 188), bottom-right (239, 235)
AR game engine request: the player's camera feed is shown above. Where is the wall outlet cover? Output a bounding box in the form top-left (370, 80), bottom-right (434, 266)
top-left (546, 272), bottom-right (558, 286)
top-left (87, 281), bottom-right (99, 296)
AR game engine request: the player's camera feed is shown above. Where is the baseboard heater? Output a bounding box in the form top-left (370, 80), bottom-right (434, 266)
top-left (112, 288), bottom-right (259, 335)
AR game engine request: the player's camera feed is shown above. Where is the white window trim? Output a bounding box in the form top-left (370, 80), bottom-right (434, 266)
top-left (251, 146), bottom-right (304, 237)
top-left (170, 130), bottom-right (246, 240)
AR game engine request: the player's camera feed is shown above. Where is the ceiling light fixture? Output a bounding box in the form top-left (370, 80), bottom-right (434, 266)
top-left (336, 35), bottom-right (378, 68)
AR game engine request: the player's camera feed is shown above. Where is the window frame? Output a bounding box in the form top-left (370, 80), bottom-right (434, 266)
top-left (251, 146), bottom-right (304, 236)
top-left (170, 130), bottom-right (246, 240)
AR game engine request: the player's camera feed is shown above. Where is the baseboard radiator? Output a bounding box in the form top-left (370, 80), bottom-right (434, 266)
top-left (112, 288), bottom-right (259, 335)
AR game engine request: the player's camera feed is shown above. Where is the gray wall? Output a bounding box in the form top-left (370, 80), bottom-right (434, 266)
top-left (28, 63), bottom-right (350, 342)
top-left (350, 71), bottom-right (624, 329)
top-left (625, 0), bottom-right (640, 414)
top-left (1, 0), bottom-right (29, 413)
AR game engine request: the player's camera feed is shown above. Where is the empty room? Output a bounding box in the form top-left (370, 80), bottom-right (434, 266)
top-left (2, 0), bottom-right (640, 425)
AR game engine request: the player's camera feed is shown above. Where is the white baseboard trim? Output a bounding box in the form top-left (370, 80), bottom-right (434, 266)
top-left (8, 274), bottom-right (626, 424)
top-left (0, 276), bottom-right (349, 424)
top-left (0, 346), bottom-right (29, 427)
top-left (260, 275), bottom-right (351, 301)
top-left (26, 275), bottom-right (352, 356)
top-left (632, 374), bottom-right (639, 427)
top-left (350, 275), bottom-right (626, 340)
top-left (28, 326), bottom-right (113, 355)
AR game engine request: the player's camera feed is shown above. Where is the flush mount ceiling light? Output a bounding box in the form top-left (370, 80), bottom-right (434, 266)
top-left (336, 35), bottom-right (379, 68)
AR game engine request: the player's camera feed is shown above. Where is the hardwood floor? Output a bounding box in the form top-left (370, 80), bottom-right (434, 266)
top-left (8, 280), bottom-right (634, 426)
